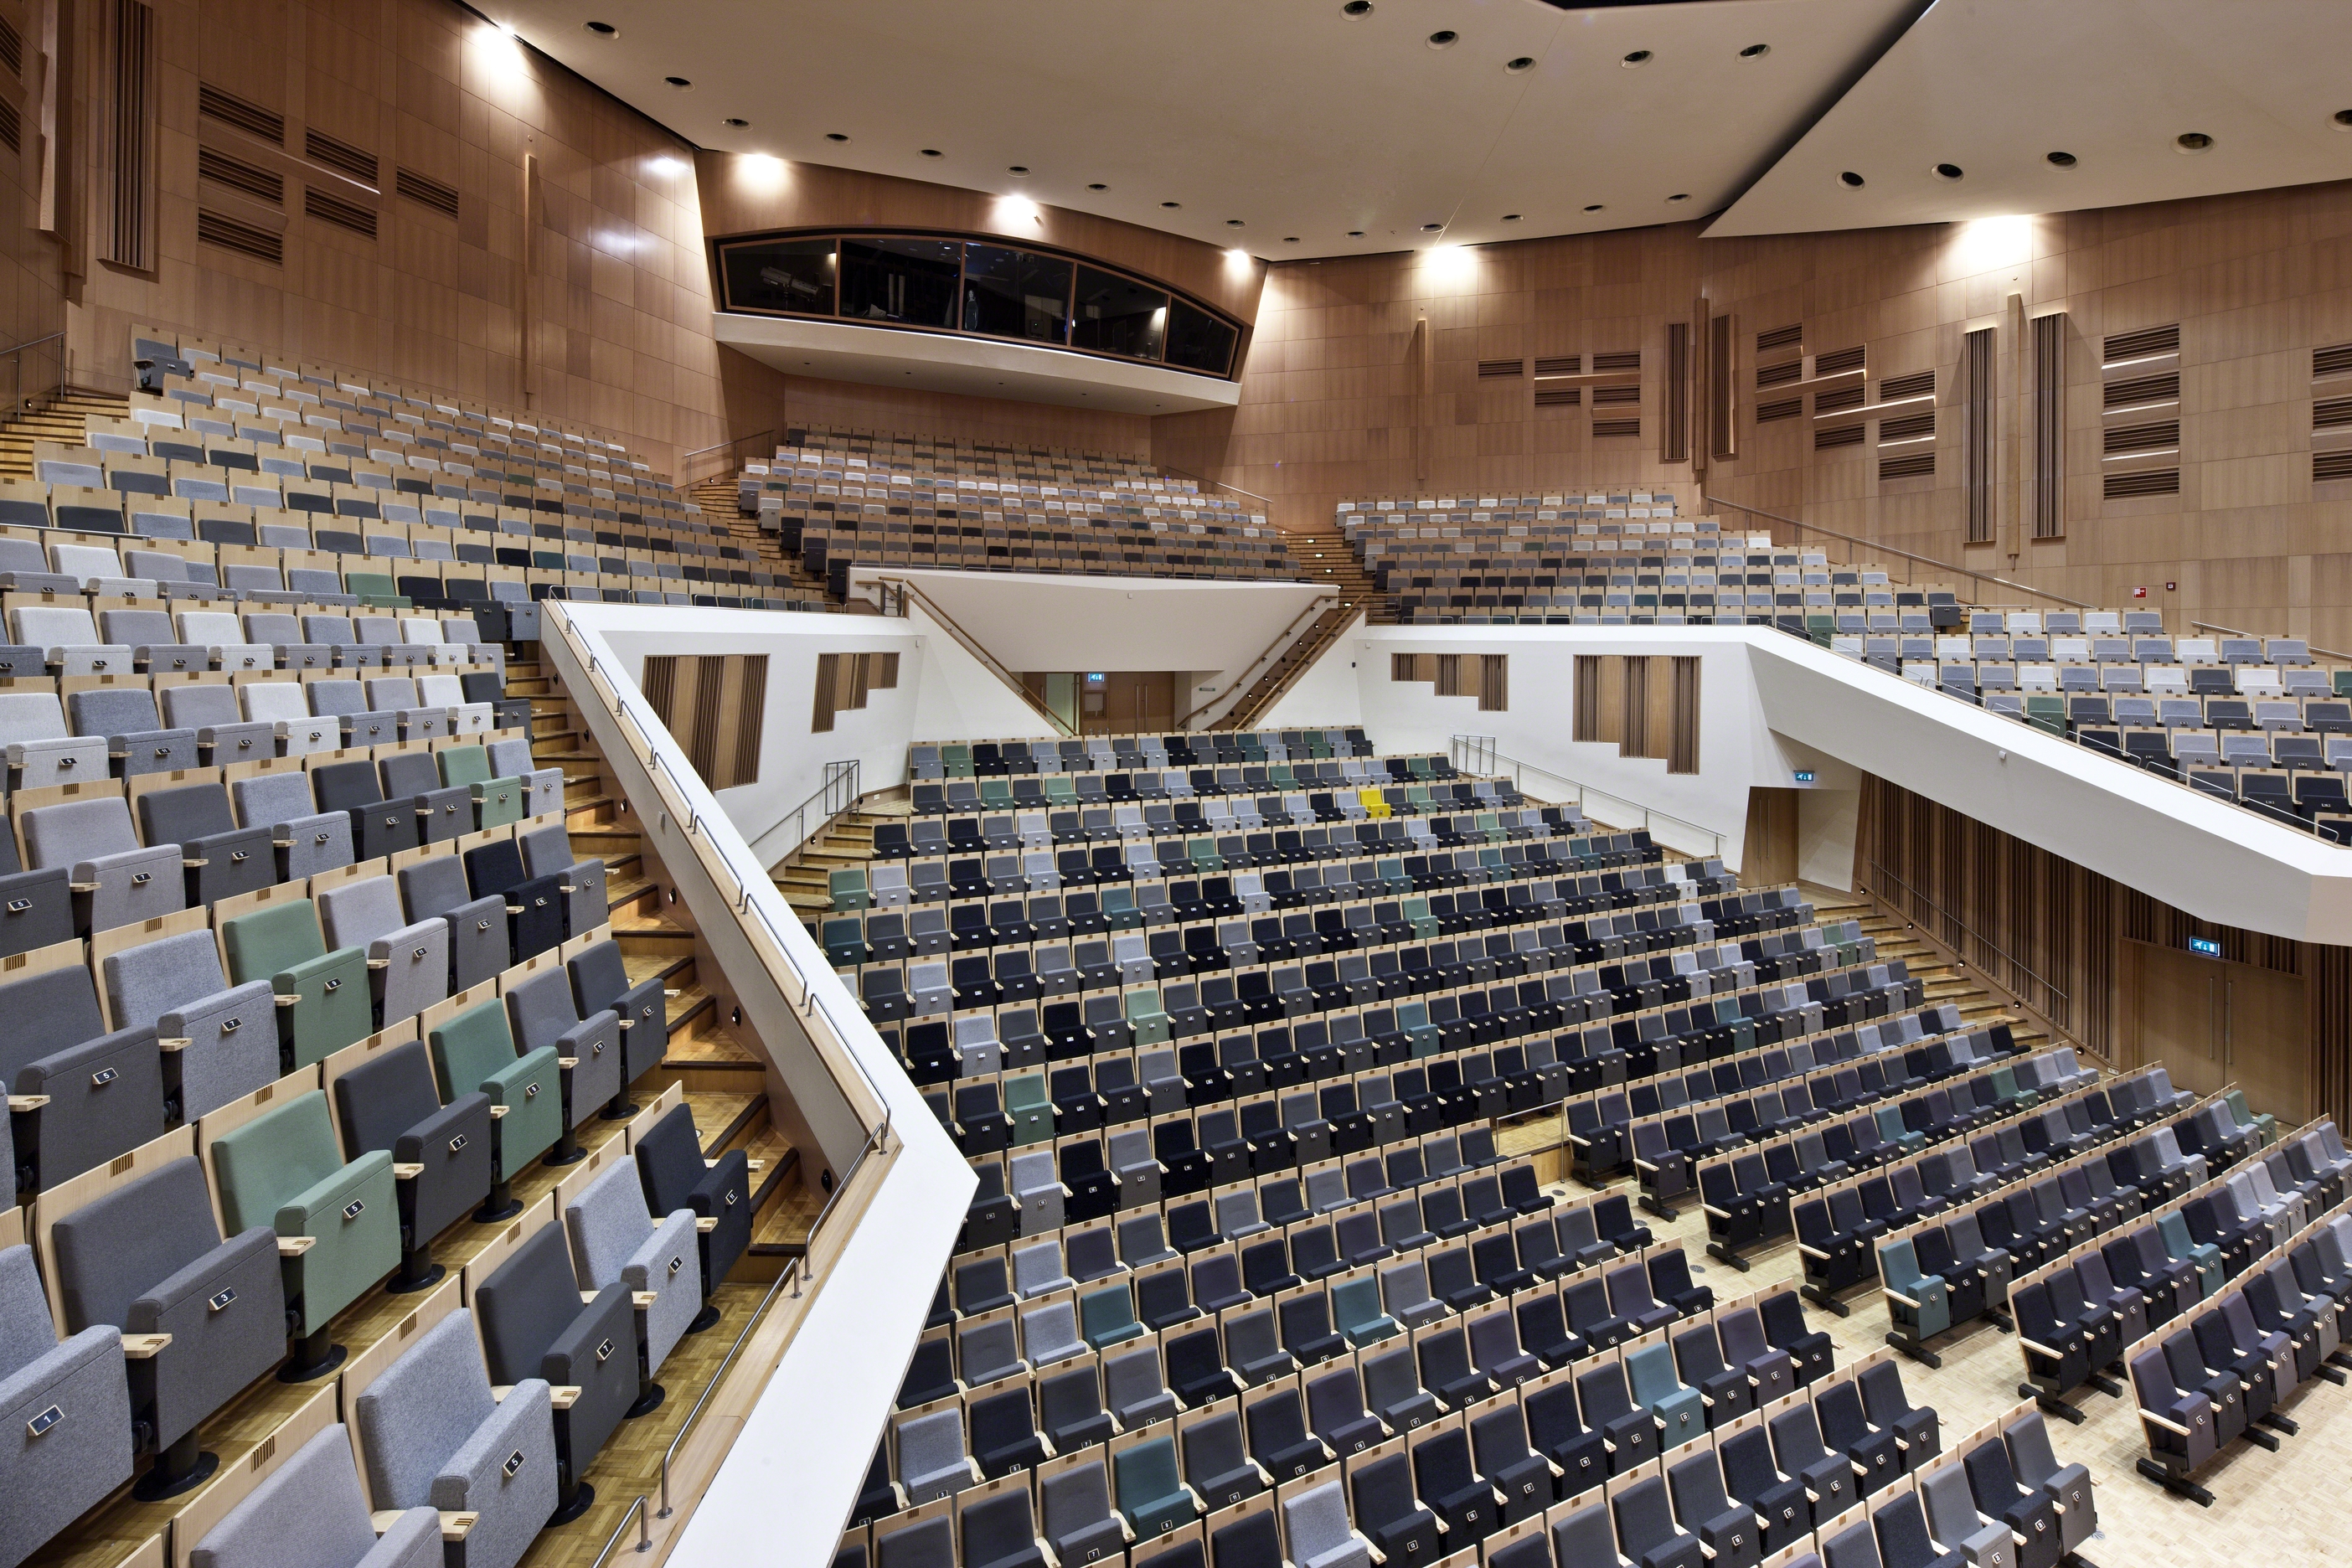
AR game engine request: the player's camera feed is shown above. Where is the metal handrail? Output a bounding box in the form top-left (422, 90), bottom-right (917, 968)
top-left (1705, 495), bottom-right (2095, 611)
top-left (544, 604), bottom-right (901, 1122)
top-left (678, 428), bottom-right (778, 486)
top-left (2189, 619), bottom-right (2352, 666)
top-left (1861, 859), bottom-right (2077, 1043)
top-left (8, 330), bottom-right (67, 418)
top-left (1449, 735), bottom-right (1725, 859)
top-left (588, 1494), bottom-right (652, 1568)
top-left (654, 1112), bottom-right (890, 1523)
top-left (1174, 594), bottom-right (1337, 728)
top-left (744, 758), bottom-right (861, 859)
top-left (858, 575), bottom-right (1075, 735)
top-left (1156, 462), bottom-right (1271, 509)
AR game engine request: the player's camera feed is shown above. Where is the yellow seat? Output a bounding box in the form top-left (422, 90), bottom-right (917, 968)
top-left (1359, 787), bottom-right (1390, 819)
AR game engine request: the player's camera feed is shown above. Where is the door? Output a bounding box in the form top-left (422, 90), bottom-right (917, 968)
top-left (1741, 788), bottom-right (1798, 885)
top-left (2128, 941), bottom-right (2306, 1121)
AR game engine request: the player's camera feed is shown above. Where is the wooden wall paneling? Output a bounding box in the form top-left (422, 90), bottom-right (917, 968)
top-left (1741, 787), bottom-right (1798, 885)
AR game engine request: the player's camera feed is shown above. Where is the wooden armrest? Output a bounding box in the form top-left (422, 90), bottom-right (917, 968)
top-left (2139, 1408), bottom-right (2193, 1436)
top-left (275, 994), bottom-right (301, 1007)
top-left (7, 1094), bottom-right (50, 1112)
top-left (368, 957), bottom-right (390, 970)
top-left (696, 1217), bottom-right (717, 1232)
top-left (489, 1103), bottom-right (509, 1117)
top-left (558, 1056), bottom-right (578, 1070)
top-left (373, 1511), bottom-right (478, 1541)
top-left (1798, 1243), bottom-right (1829, 1258)
top-left (1885, 1290), bottom-right (1922, 1308)
top-left (278, 1235), bottom-right (317, 1256)
top-left (1701, 1204), bottom-right (1730, 1218)
top-left (549, 1385), bottom-right (580, 1411)
top-left (158, 1038), bottom-right (189, 1052)
top-left (2014, 1336), bottom-right (2062, 1357)
top-left (633, 1291), bottom-right (659, 1308)
top-left (121, 1333), bottom-right (173, 1358)
top-left (394, 1163), bottom-right (426, 1179)
top-left (581, 1292), bottom-right (599, 1305)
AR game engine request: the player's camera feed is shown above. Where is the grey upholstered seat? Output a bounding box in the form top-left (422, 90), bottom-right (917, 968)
top-left (67, 686), bottom-right (197, 775)
top-left (564, 1159), bottom-right (700, 1382)
top-left (101, 928), bottom-right (278, 1120)
top-left (0, 690), bottom-right (109, 785)
top-left (473, 1221), bottom-right (636, 1519)
top-left (0, 1242), bottom-right (134, 1568)
top-left (186, 1421), bottom-right (440, 1568)
top-left (352, 1308), bottom-right (558, 1568)
top-left (399, 853), bottom-right (508, 990)
top-left (519, 823), bottom-right (606, 936)
top-left (331, 1039), bottom-right (493, 1289)
top-left (0, 961), bottom-right (165, 1191)
top-left (232, 770), bottom-right (355, 879)
top-left (160, 682), bottom-right (277, 763)
top-left (506, 967), bottom-right (621, 1134)
top-left (318, 874), bottom-right (450, 1025)
top-left (24, 796), bottom-right (186, 932)
top-left (47, 1157), bottom-right (286, 1496)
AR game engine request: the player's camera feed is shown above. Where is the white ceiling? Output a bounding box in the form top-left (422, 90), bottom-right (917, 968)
top-left (497, 0), bottom-right (2352, 254)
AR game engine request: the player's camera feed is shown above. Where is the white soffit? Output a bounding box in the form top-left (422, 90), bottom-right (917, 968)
top-left (865, 570), bottom-right (1327, 675)
top-left (503, 0), bottom-right (1918, 256)
top-left (1709, 0), bottom-right (2352, 237)
top-left (714, 312), bottom-right (1240, 415)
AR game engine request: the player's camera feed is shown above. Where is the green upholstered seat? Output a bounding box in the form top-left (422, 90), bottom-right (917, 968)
top-left (210, 1088), bottom-right (399, 1335)
top-left (430, 998), bottom-right (562, 1178)
top-left (221, 900), bottom-right (371, 1070)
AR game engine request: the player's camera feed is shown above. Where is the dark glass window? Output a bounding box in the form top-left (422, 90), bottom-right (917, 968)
top-left (720, 238), bottom-right (836, 316)
top-left (839, 236), bottom-right (962, 327)
top-left (1070, 266), bottom-right (1167, 360)
top-left (962, 245), bottom-right (1073, 343)
top-left (1165, 298), bottom-right (1238, 375)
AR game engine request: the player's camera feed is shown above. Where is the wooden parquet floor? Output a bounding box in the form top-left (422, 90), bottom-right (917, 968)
top-left (1496, 1115), bottom-right (2352, 1567)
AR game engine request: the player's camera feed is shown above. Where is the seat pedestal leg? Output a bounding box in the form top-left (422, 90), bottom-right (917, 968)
top-left (132, 1429), bottom-right (219, 1501)
top-left (280, 1325), bottom-right (347, 1382)
top-left (2134, 1456), bottom-right (2211, 1507)
top-left (388, 1239), bottom-right (445, 1294)
top-left (477, 1176), bottom-right (522, 1224)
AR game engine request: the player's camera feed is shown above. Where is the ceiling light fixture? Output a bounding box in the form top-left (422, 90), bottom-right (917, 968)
top-left (1008, 165), bottom-right (1029, 175)
top-left (1738, 43), bottom-right (1768, 59)
top-left (583, 20), bottom-right (616, 36)
top-left (1582, 204), bottom-right (1604, 212)
top-left (1621, 49), bottom-right (1651, 67)
top-left (663, 76), bottom-right (692, 89)
top-left (1665, 193), bottom-right (1689, 203)
top-left (1342, 1), bottom-right (1372, 15)
top-left (723, 117), bottom-right (749, 127)
top-left (1162, 200), bottom-right (1181, 209)
top-left (1283, 236), bottom-right (1301, 242)
top-left (2335, 110), bottom-right (2352, 129)
top-left (1838, 170), bottom-right (1865, 188)
top-left (920, 147), bottom-right (943, 157)
top-left (2175, 132), bottom-right (2214, 152)
top-left (1932, 162), bottom-right (1964, 181)
top-left (825, 132), bottom-right (849, 142)
top-left (1420, 222), bottom-right (1443, 232)
top-left (1501, 213), bottom-right (1522, 221)
top-left (1505, 56), bottom-right (1534, 73)
top-left (1347, 230), bottom-right (1364, 236)
top-left (1226, 219), bottom-right (1246, 226)
top-left (1087, 182), bottom-right (1107, 190)
top-left (1427, 30), bottom-right (1457, 49)
top-left (2046, 150), bottom-right (2077, 168)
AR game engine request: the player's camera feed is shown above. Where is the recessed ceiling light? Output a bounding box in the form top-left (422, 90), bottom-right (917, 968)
top-left (1162, 200), bottom-right (1181, 209)
top-left (1839, 170), bottom-right (1865, 188)
top-left (1284, 236), bottom-right (1301, 243)
top-left (2334, 110), bottom-right (2352, 129)
top-left (1226, 219), bottom-right (1246, 227)
top-left (1087, 182), bottom-right (1107, 190)
top-left (1665, 193), bottom-right (1689, 203)
top-left (1427, 30), bottom-right (1457, 49)
top-left (1420, 222), bottom-right (1443, 232)
top-left (2175, 132), bottom-right (2214, 152)
top-left (1342, 1), bottom-right (1372, 14)
top-left (1932, 162), bottom-right (1963, 181)
top-left (723, 117), bottom-right (749, 127)
top-left (1501, 213), bottom-right (1522, 222)
top-left (921, 148), bottom-right (943, 157)
top-left (663, 76), bottom-right (692, 89)
top-left (1738, 43), bottom-right (1768, 59)
top-left (583, 20), bottom-right (616, 36)
top-left (825, 132), bottom-right (849, 142)
top-left (1582, 204), bottom-right (1603, 213)
top-left (1348, 230), bottom-right (1365, 236)
top-left (1505, 56), bottom-right (1534, 73)
top-left (1008, 165), bottom-right (1029, 175)
top-left (2046, 150), bottom-right (2077, 168)
top-left (1621, 49), bottom-right (1652, 67)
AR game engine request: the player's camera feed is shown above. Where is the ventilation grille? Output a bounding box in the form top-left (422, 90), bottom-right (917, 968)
top-left (0, 97), bottom-right (18, 154)
top-left (198, 207), bottom-right (281, 264)
top-left (1880, 451), bottom-right (1936, 481)
top-left (1814, 345), bottom-right (1865, 376)
top-left (2316, 396), bottom-right (2352, 431)
top-left (305, 127), bottom-right (378, 185)
top-left (2315, 343), bottom-right (2352, 379)
top-left (0, 16), bottom-right (21, 77)
top-left (2104, 467), bottom-right (2179, 499)
top-left (1756, 398), bottom-right (1801, 424)
top-left (2103, 323), bottom-right (2179, 363)
top-left (1814, 385), bottom-right (1864, 414)
top-left (1880, 410), bottom-right (1936, 442)
top-left (1815, 424), bottom-right (1866, 451)
top-left (1534, 386), bottom-right (1580, 408)
top-left (304, 186), bottom-right (376, 238)
top-left (1477, 358), bottom-right (1524, 379)
top-left (1591, 351), bottom-right (1641, 372)
top-left (199, 82), bottom-right (282, 144)
top-left (1533, 355), bottom-right (1580, 377)
top-left (2104, 420), bottom-right (2179, 456)
top-left (2031, 312), bottom-right (2066, 539)
top-left (1591, 383), bottom-right (1640, 406)
top-left (199, 147), bottom-right (282, 204)
top-left (387, 165), bottom-right (464, 222)
top-left (1591, 417), bottom-right (1641, 438)
top-left (2317, 450), bottom-right (2352, 482)
top-left (2104, 372), bottom-right (2179, 410)
top-left (1756, 323), bottom-right (1803, 353)
top-left (1756, 360), bottom-right (1802, 388)
top-left (1882, 369), bottom-right (1935, 401)
top-left (106, 0), bottom-right (152, 270)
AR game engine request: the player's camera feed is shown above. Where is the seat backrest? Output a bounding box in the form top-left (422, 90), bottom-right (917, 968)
top-left (353, 1308), bottom-right (498, 1504)
top-left (212, 1089), bottom-right (347, 1230)
top-left (185, 1422), bottom-right (396, 1568)
top-left (103, 928), bottom-right (230, 1027)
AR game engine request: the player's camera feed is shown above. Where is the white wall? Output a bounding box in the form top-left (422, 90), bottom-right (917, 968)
top-left (1266, 620), bottom-right (2352, 941)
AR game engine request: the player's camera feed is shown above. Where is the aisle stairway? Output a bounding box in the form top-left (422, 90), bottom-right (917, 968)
top-left (0, 387), bottom-right (132, 477)
top-left (688, 472), bottom-right (857, 604)
top-left (1813, 887), bottom-right (2050, 1055)
top-left (771, 797), bottom-right (909, 916)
